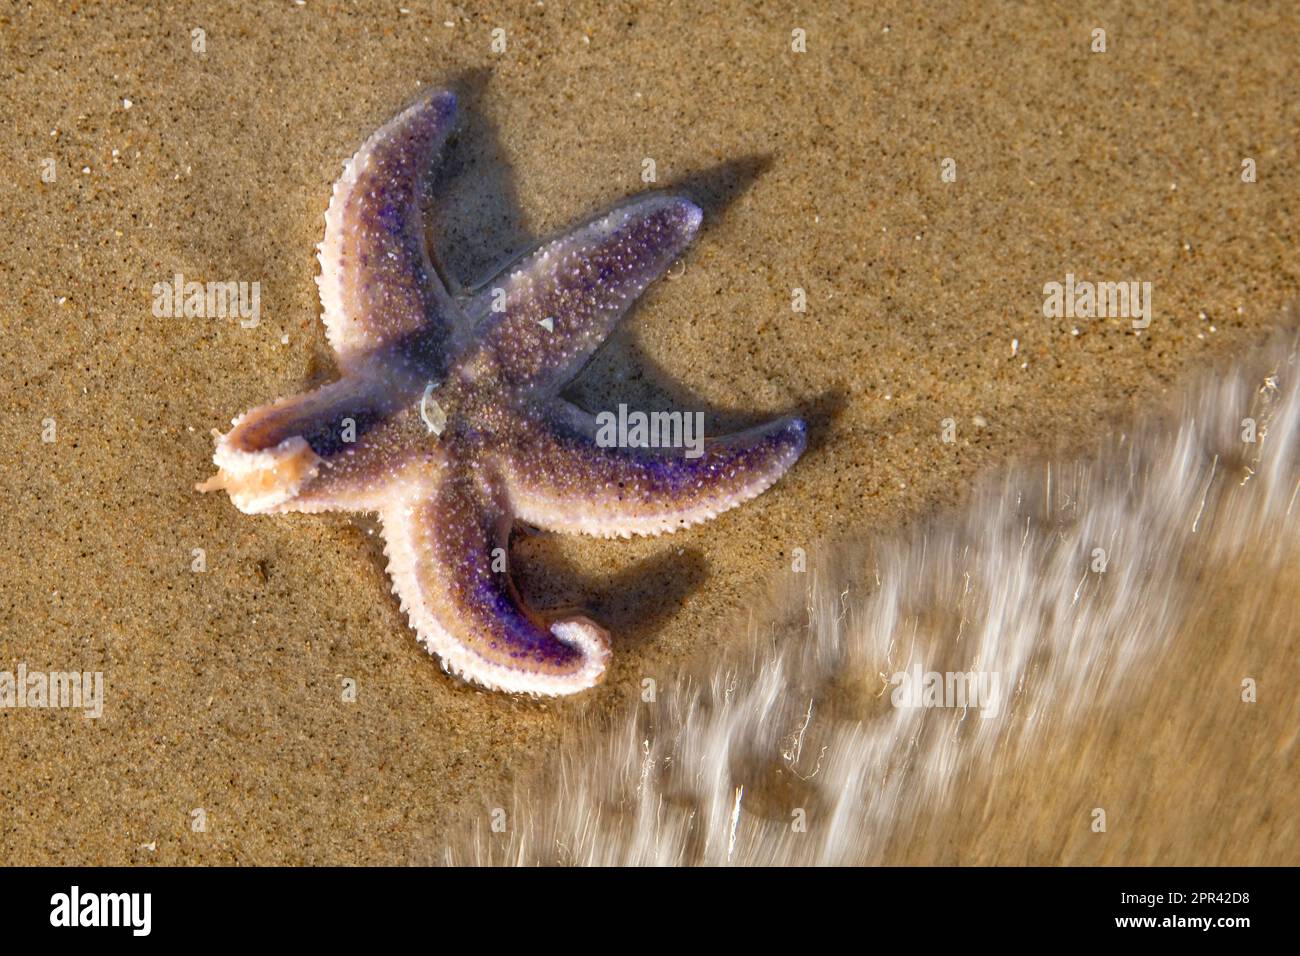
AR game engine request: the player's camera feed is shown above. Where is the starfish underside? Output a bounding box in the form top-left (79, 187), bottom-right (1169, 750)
top-left (199, 90), bottom-right (806, 695)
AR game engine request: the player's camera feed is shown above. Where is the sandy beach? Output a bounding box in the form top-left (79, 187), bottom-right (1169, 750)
top-left (1, 0), bottom-right (1297, 864)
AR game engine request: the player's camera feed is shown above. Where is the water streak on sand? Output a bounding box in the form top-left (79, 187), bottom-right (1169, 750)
top-left (447, 326), bottom-right (1300, 865)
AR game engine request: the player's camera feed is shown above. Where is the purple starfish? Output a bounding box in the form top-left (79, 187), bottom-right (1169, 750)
top-left (199, 90), bottom-right (806, 695)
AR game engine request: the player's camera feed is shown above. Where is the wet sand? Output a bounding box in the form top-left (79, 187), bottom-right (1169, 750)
top-left (1, 1), bottom-right (1297, 863)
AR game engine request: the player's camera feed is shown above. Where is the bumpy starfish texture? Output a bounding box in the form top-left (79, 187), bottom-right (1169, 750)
top-left (199, 90), bottom-right (806, 695)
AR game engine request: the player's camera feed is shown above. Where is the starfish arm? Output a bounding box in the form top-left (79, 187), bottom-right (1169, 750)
top-left (469, 194), bottom-right (702, 396)
top-left (496, 402), bottom-right (807, 538)
top-left (196, 376), bottom-right (414, 513)
top-left (316, 89), bottom-right (461, 371)
top-left (380, 465), bottom-right (612, 696)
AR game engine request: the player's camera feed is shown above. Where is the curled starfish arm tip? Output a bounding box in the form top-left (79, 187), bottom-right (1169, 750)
top-left (381, 471), bottom-right (612, 695)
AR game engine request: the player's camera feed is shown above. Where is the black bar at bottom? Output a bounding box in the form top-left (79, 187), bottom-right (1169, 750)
top-left (0, 866), bottom-right (1281, 941)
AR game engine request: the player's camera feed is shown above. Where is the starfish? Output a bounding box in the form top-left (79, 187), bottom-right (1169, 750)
top-left (198, 90), bottom-right (806, 695)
